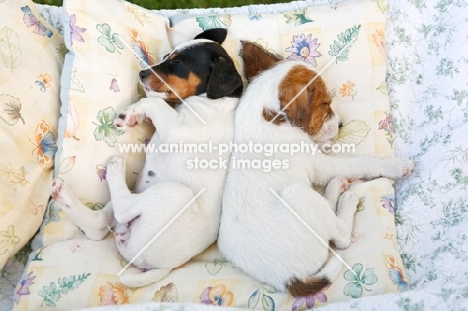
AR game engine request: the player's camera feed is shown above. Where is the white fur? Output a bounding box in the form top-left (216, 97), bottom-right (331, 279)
top-left (144, 88), bottom-right (168, 99)
top-left (52, 95), bottom-right (237, 287)
top-left (172, 39), bottom-right (214, 54)
top-left (218, 61), bottom-right (414, 292)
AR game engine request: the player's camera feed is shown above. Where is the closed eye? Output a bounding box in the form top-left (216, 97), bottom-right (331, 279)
top-left (170, 57), bottom-right (183, 65)
top-left (169, 57), bottom-right (184, 66)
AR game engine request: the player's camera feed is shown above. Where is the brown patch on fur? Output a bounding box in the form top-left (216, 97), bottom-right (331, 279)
top-left (262, 108), bottom-right (287, 125)
top-left (147, 71), bottom-right (201, 101)
top-left (241, 41), bottom-right (282, 82)
top-left (278, 66), bottom-right (334, 135)
top-left (286, 276), bottom-right (330, 297)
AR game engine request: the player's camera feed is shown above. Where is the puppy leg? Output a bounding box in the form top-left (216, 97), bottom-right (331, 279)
top-left (332, 191), bottom-right (359, 249)
top-left (311, 156), bottom-right (414, 186)
top-left (119, 267), bottom-right (171, 288)
top-left (106, 156), bottom-right (143, 224)
top-left (324, 177), bottom-right (356, 211)
top-left (50, 178), bottom-right (115, 240)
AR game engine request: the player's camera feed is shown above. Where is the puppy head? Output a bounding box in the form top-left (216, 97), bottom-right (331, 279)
top-left (241, 41), bottom-right (340, 144)
top-left (277, 66), bottom-right (340, 144)
top-left (139, 28), bottom-right (243, 101)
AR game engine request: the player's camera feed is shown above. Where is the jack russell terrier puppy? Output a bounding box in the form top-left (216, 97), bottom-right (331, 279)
top-left (218, 42), bottom-right (413, 297)
top-left (51, 28), bottom-right (242, 287)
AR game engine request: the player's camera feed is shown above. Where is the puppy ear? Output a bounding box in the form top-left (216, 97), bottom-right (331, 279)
top-left (241, 41), bottom-right (282, 82)
top-left (279, 84), bottom-right (312, 132)
top-left (278, 66), bottom-right (332, 135)
top-left (207, 56), bottom-right (243, 99)
top-left (194, 28), bottom-right (228, 44)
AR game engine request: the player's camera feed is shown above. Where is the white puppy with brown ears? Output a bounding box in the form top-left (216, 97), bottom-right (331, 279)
top-left (50, 28), bottom-right (242, 287)
top-left (218, 42), bottom-right (414, 296)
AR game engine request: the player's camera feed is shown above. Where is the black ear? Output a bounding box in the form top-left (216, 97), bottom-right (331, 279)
top-left (207, 56), bottom-right (243, 99)
top-left (194, 28), bottom-right (228, 45)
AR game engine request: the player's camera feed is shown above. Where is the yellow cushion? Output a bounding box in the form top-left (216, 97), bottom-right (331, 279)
top-left (0, 0), bottom-right (63, 269)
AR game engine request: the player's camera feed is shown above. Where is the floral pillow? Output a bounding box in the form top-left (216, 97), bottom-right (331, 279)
top-left (170, 2), bottom-right (394, 159)
top-left (0, 0), bottom-right (63, 269)
top-left (16, 0), bottom-right (409, 310)
top-left (33, 0), bottom-right (172, 247)
top-left (154, 0), bottom-right (406, 305)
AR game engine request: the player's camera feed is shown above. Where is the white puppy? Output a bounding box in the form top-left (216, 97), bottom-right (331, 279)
top-left (51, 28), bottom-right (242, 287)
top-left (218, 42), bottom-right (413, 296)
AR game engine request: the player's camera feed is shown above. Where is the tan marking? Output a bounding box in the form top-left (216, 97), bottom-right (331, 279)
top-left (147, 71), bottom-right (201, 101)
top-left (278, 66), bottom-right (334, 135)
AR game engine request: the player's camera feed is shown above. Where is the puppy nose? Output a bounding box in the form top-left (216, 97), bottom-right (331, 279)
top-left (338, 122), bottom-right (343, 128)
top-left (139, 70), bottom-right (150, 81)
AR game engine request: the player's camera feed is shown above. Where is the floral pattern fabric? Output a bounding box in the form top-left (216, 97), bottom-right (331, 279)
top-left (2, 0), bottom-right (468, 310)
top-left (320, 0), bottom-right (468, 309)
top-left (0, 0), bottom-right (63, 271)
top-left (11, 0), bottom-right (409, 310)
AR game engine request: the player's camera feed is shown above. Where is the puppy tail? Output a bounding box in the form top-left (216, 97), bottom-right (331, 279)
top-left (119, 267), bottom-right (171, 288)
top-left (286, 276), bottom-right (330, 297)
top-left (285, 253), bottom-right (343, 296)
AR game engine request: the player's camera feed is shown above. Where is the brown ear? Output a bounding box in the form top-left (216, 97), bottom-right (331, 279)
top-left (278, 66), bottom-right (333, 135)
top-left (241, 41), bottom-right (282, 82)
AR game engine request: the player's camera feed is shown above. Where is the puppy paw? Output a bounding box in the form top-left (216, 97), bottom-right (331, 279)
top-left (50, 178), bottom-right (74, 209)
top-left (114, 106), bottom-right (145, 130)
top-left (325, 177), bottom-right (359, 212)
top-left (337, 190), bottom-right (359, 215)
top-left (328, 176), bottom-right (354, 193)
top-left (50, 178), bottom-right (63, 201)
top-left (384, 158), bottom-right (414, 179)
top-left (107, 156), bottom-right (126, 178)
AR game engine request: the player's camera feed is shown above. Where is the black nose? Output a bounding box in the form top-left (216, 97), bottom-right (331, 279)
top-left (139, 70), bottom-right (150, 81)
top-left (338, 122), bottom-right (343, 128)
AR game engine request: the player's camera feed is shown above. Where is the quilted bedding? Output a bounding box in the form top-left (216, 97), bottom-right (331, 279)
top-left (1, 0), bottom-right (468, 310)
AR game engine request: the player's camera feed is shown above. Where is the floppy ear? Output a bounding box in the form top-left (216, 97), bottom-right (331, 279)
top-left (207, 56), bottom-right (243, 99)
top-left (241, 41), bottom-right (282, 82)
top-left (278, 66), bottom-right (332, 135)
top-left (279, 83), bottom-right (312, 132)
top-left (194, 28), bottom-right (228, 44)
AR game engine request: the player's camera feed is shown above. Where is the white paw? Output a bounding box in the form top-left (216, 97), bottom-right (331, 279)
top-left (328, 176), bottom-right (356, 193)
top-left (114, 106), bottom-right (144, 130)
top-left (50, 178), bottom-right (74, 209)
top-left (384, 158), bottom-right (414, 179)
top-left (107, 156), bottom-right (126, 178)
top-left (337, 190), bottom-right (359, 215)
